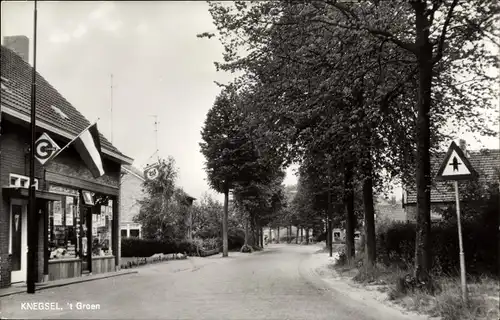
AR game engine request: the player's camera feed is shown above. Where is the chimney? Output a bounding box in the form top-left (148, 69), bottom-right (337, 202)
top-left (459, 139), bottom-right (469, 157)
top-left (3, 35), bottom-right (30, 63)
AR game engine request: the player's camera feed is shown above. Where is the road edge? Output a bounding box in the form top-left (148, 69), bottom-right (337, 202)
top-left (299, 252), bottom-right (433, 320)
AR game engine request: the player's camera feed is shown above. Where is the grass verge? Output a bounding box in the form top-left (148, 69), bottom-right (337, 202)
top-left (333, 256), bottom-right (499, 320)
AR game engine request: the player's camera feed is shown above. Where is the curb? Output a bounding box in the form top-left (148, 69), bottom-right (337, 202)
top-left (0, 270), bottom-right (138, 298)
top-left (300, 254), bottom-right (432, 320)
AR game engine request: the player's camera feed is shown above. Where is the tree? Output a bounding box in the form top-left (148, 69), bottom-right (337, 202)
top-left (134, 157), bottom-right (180, 240)
top-left (200, 88), bottom-right (281, 255)
top-left (201, 0), bottom-right (498, 285)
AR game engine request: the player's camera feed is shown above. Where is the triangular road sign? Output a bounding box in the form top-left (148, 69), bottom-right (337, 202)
top-left (436, 141), bottom-right (477, 181)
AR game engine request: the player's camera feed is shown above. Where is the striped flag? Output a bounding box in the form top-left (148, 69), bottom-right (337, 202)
top-left (47, 121), bottom-right (105, 178)
top-left (73, 123), bottom-right (105, 178)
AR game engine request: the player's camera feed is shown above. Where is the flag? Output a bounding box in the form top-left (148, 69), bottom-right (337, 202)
top-left (73, 123), bottom-right (105, 178)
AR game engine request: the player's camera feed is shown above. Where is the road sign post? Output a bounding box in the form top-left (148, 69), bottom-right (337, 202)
top-left (436, 141), bottom-right (477, 303)
top-left (453, 180), bottom-right (467, 302)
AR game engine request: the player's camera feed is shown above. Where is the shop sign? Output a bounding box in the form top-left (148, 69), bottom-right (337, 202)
top-left (48, 185), bottom-right (79, 196)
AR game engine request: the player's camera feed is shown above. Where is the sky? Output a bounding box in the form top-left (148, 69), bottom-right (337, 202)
top-left (0, 1), bottom-right (300, 201)
top-left (1, 1), bottom-right (497, 203)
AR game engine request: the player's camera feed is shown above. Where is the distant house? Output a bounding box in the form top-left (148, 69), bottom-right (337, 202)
top-left (180, 194), bottom-right (196, 240)
top-left (402, 140), bottom-right (500, 221)
top-left (332, 228), bottom-right (361, 242)
top-left (120, 165), bottom-right (145, 239)
top-left (375, 197), bottom-right (406, 222)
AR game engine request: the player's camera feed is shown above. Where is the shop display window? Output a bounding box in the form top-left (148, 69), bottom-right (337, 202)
top-left (48, 195), bottom-right (80, 260)
top-left (92, 199), bottom-right (113, 257)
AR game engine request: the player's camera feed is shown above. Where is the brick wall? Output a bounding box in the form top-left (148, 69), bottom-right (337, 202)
top-left (116, 193), bottom-right (121, 270)
top-left (0, 121), bottom-right (30, 288)
top-left (1, 120), bottom-right (122, 287)
top-left (119, 173), bottom-right (144, 224)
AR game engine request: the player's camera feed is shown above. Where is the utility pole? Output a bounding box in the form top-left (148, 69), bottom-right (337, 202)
top-left (27, 0), bottom-right (38, 294)
top-left (327, 165), bottom-right (333, 258)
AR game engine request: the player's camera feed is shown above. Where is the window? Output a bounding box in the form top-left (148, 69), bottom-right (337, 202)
top-left (50, 105), bottom-right (69, 120)
top-left (121, 230), bottom-right (127, 238)
top-left (130, 229), bottom-right (139, 238)
top-left (92, 199), bottom-right (113, 257)
top-left (9, 173), bottom-right (38, 190)
top-left (48, 196), bottom-right (79, 260)
top-left (333, 232), bottom-right (341, 239)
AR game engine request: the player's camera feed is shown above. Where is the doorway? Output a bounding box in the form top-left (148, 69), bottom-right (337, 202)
top-left (10, 199), bottom-right (27, 283)
top-left (80, 206), bottom-right (92, 273)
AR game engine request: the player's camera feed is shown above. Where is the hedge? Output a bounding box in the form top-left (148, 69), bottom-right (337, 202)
top-left (122, 231), bottom-right (245, 258)
top-left (228, 228), bottom-right (245, 250)
top-left (121, 238), bottom-right (198, 258)
top-left (376, 220), bottom-right (498, 276)
top-left (279, 235), bottom-right (296, 243)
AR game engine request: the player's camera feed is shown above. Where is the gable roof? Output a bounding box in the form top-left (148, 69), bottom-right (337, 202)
top-left (0, 45), bottom-right (132, 165)
top-left (404, 149), bottom-right (500, 205)
top-left (122, 165), bottom-right (145, 181)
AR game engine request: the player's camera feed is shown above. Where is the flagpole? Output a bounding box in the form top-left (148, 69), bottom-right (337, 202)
top-left (48, 118), bottom-right (100, 162)
top-left (27, 0), bottom-right (38, 294)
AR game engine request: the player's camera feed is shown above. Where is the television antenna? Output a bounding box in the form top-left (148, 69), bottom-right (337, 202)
top-left (149, 115), bottom-right (160, 160)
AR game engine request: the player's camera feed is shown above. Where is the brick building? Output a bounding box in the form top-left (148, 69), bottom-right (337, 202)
top-left (402, 140), bottom-right (500, 221)
top-left (120, 165), bottom-right (145, 239)
top-left (0, 40), bottom-right (133, 288)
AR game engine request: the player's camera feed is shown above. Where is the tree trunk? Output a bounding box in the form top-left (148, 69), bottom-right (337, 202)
top-left (363, 174), bottom-right (376, 266)
top-left (328, 179), bottom-right (333, 258)
top-left (250, 214), bottom-right (256, 247)
top-left (305, 228), bottom-right (310, 245)
top-left (260, 227), bottom-right (264, 248)
top-left (222, 187), bottom-right (229, 257)
top-left (300, 228), bottom-right (304, 243)
top-left (414, 5), bottom-right (433, 287)
top-left (277, 227), bottom-right (280, 243)
top-left (344, 162), bottom-right (356, 261)
top-left (268, 227), bottom-right (272, 243)
top-left (244, 217), bottom-right (249, 246)
top-left (289, 226), bottom-right (293, 243)
top-left (325, 212), bottom-right (330, 250)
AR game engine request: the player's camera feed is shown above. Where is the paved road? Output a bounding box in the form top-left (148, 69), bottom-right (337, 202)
top-left (0, 245), bottom-right (416, 320)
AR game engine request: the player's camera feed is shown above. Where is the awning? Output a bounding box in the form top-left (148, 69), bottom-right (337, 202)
top-left (2, 187), bottom-right (63, 201)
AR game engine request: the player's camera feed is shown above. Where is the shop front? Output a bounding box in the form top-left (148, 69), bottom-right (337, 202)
top-left (45, 184), bottom-right (118, 281)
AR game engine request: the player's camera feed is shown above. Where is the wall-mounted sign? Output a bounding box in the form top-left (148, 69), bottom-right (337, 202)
top-left (82, 190), bottom-right (94, 205)
top-left (35, 132), bottom-right (60, 165)
top-left (144, 163), bottom-right (160, 181)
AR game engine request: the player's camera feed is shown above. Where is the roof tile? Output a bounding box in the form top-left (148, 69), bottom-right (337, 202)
top-left (1, 45), bottom-right (127, 159)
top-left (405, 149), bottom-right (500, 204)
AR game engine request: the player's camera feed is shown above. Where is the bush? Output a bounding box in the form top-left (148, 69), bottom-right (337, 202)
top-left (279, 235), bottom-right (296, 243)
top-left (121, 238), bottom-right (198, 257)
top-left (377, 219), bottom-right (498, 276)
top-left (228, 228), bottom-right (245, 250)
